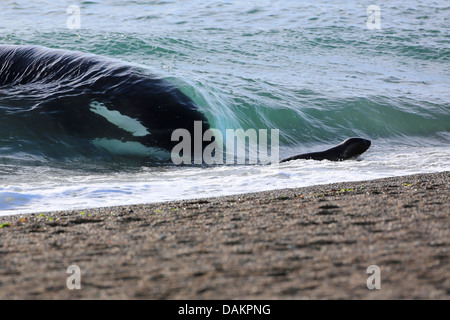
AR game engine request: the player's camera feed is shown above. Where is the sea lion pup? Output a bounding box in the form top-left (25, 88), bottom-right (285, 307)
top-left (280, 138), bottom-right (371, 162)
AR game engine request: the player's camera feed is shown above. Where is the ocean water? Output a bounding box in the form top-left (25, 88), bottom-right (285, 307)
top-left (0, 0), bottom-right (449, 215)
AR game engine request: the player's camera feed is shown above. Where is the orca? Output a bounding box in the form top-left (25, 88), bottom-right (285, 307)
top-left (0, 44), bottom-right (210, 158)
top-left (0, 45), bottom-right (371, 164)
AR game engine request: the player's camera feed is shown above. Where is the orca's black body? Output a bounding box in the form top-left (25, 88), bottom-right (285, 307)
top-left (0, 45), bottom-right (210, 156)
top-left (280, 138), bottom-right (371, 162)
top-left (0, 45), bottom-right (371, 164)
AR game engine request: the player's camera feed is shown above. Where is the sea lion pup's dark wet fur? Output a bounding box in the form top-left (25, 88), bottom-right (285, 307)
top-left (280, 138), bottom-right (371, 162)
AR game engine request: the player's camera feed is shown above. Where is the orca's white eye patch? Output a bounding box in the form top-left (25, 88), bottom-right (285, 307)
top-left (89, 101), bottom-right (150, 137)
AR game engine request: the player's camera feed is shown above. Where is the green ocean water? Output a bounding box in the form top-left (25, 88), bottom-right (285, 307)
top-left (0, 0), bottom-right (449, 214)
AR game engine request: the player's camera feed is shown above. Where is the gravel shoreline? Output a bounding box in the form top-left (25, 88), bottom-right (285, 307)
top-left (0, 171), bottom-right (448, 299)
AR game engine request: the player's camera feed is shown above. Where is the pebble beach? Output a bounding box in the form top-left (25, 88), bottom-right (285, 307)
top-left (0, 171), bottom-right (448, 299)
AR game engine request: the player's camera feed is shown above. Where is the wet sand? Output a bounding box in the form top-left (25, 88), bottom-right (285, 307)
top-left (0, 171), bottom-right (448, 299)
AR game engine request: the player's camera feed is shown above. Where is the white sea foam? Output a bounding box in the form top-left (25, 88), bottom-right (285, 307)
top-left (1, 143), bottom-right (449, 216)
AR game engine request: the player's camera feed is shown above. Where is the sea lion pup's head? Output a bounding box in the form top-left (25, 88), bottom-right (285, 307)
top-left (338, 137), bottom-right (371, 160)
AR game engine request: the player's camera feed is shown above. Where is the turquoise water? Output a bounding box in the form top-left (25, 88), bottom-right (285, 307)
top-left (1, 0), bottom-right (449, 215)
